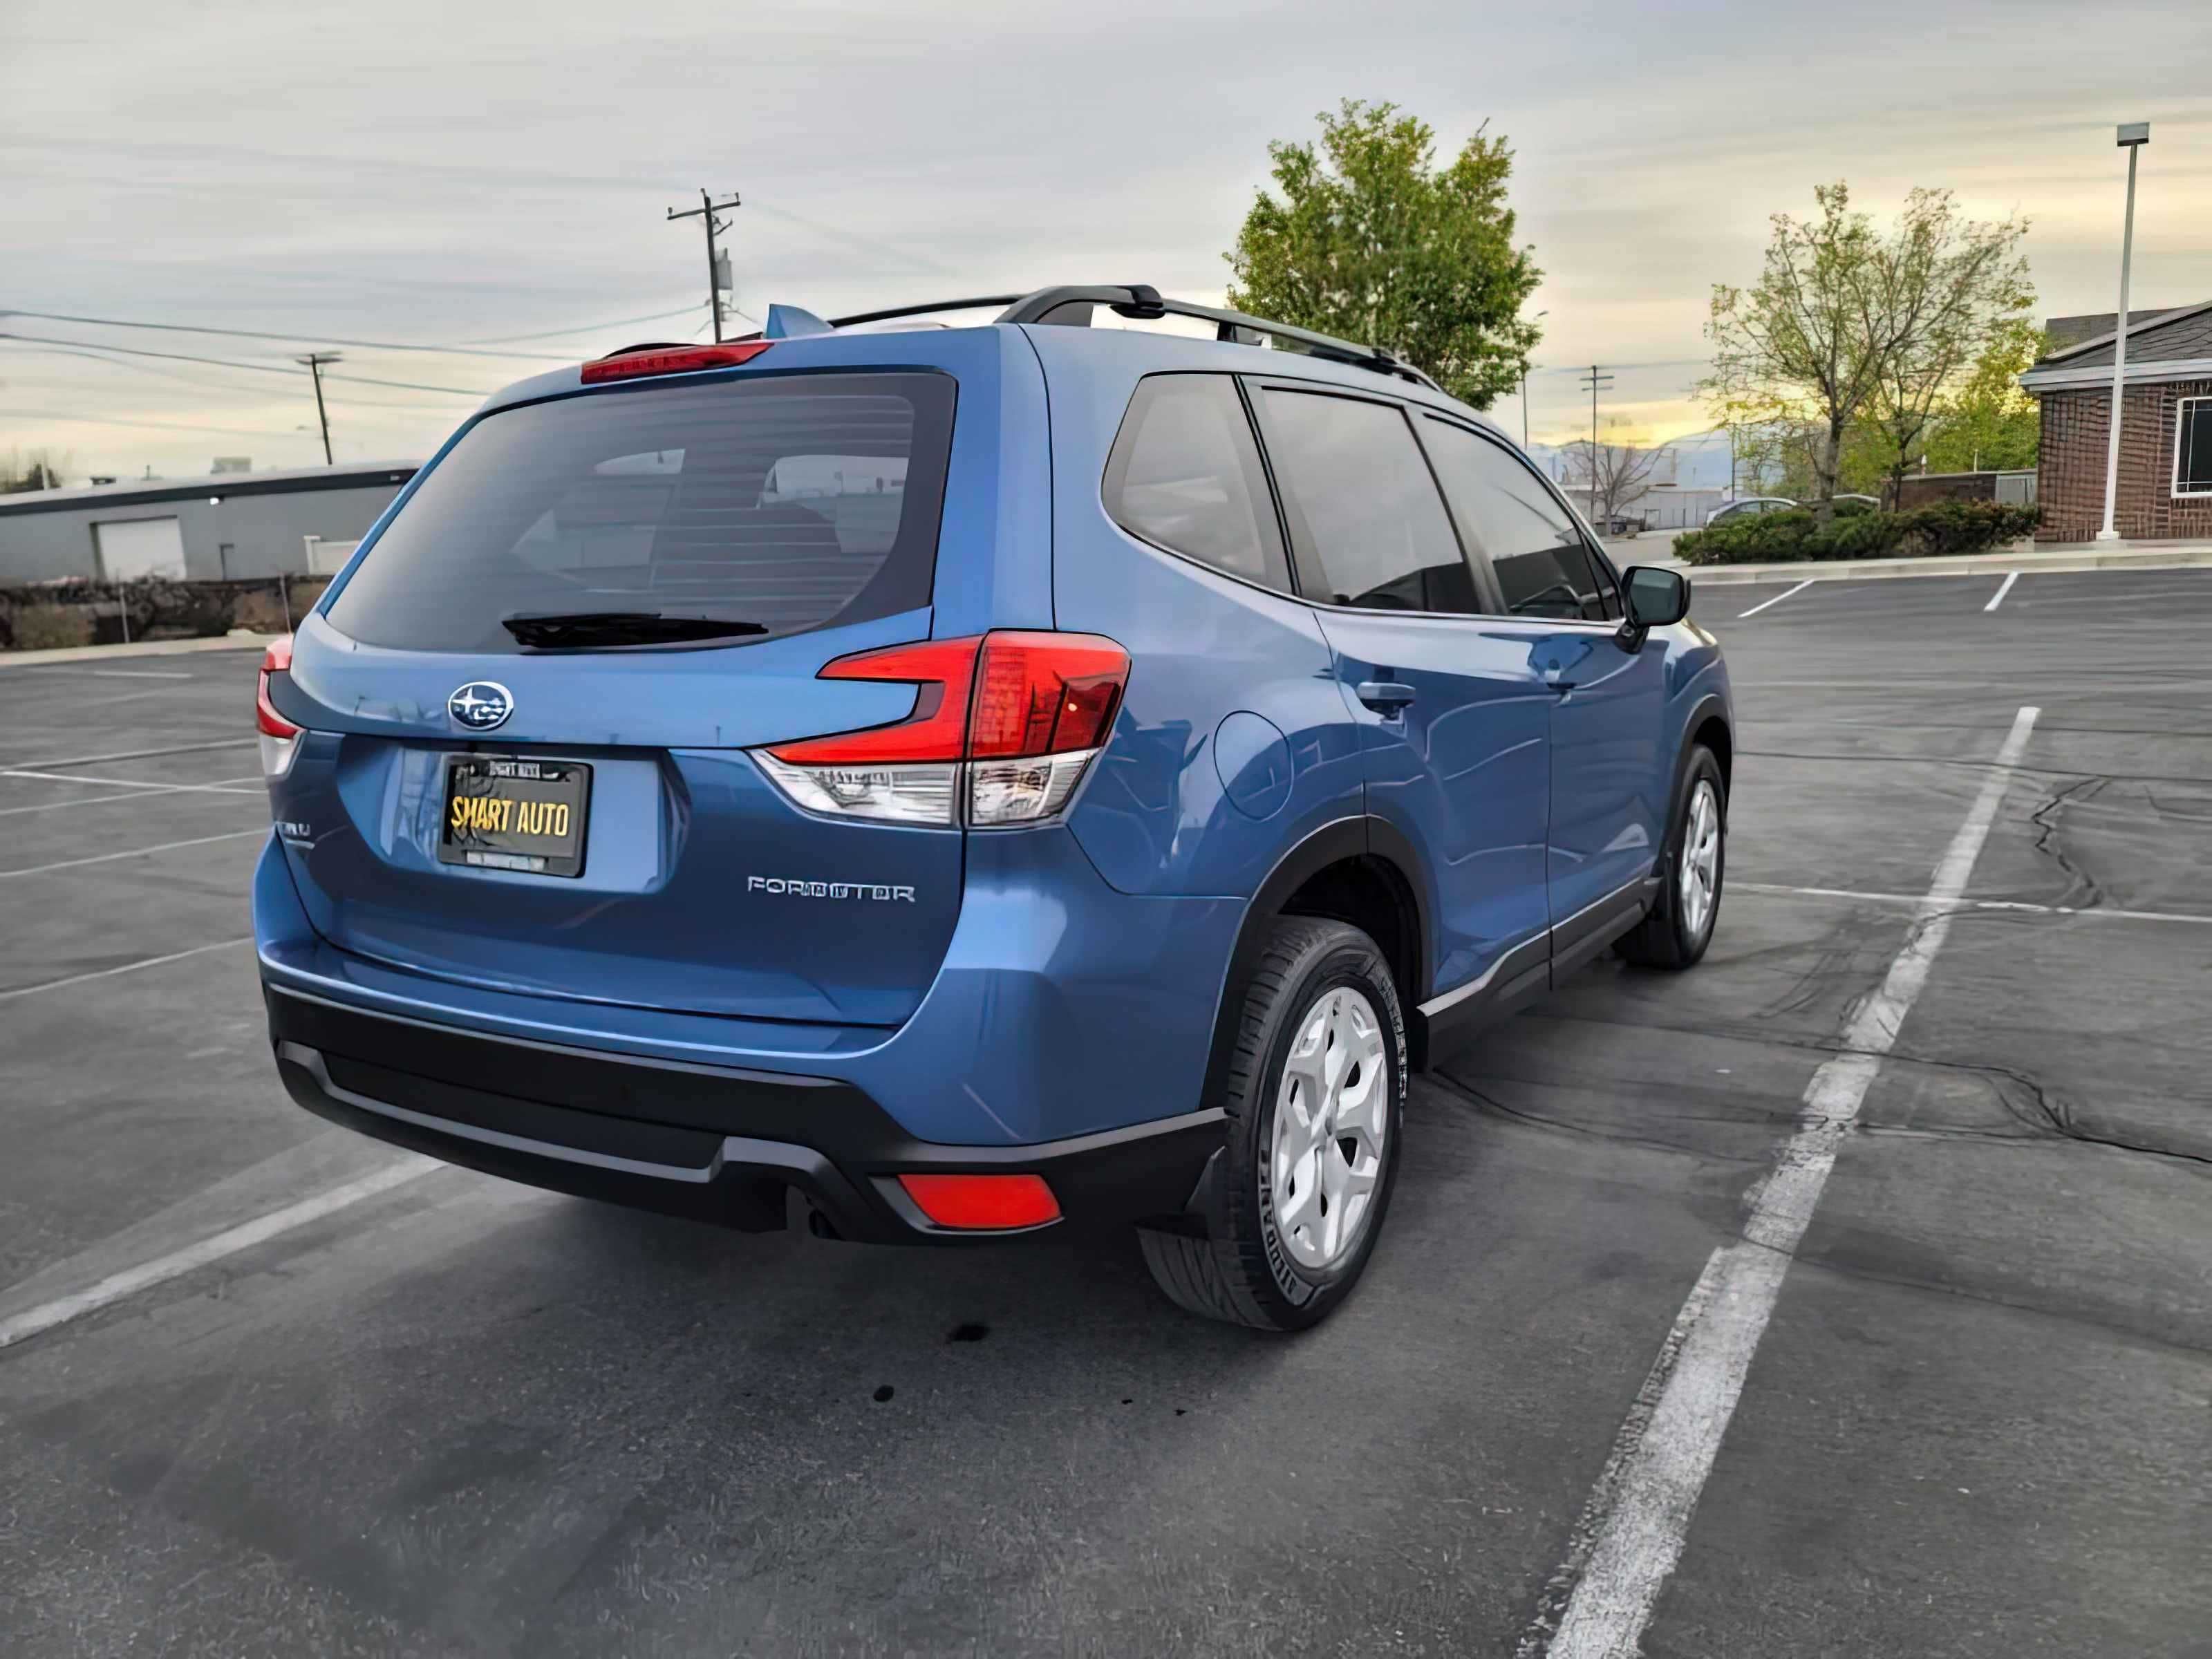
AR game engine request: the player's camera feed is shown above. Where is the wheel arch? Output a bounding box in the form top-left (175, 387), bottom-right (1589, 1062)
top-left (1201, 817), bottom-right (1434, 1106)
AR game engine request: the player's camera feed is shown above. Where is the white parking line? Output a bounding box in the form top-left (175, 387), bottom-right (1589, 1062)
top-left (1735, 881), bottom-right (2212, 927)
top-left (0, 737), bottom-right (255, 771)
top-left (1734, 579), bottom-right (1815, 619)
top-left (0, 937), bottom-right (254, 1004)
top-left (1985, 571), bottom-right (2020, 612)
top-left (1, 767), bottom-right (265, 794)
top-left (0, 777), bottom-right (266, 818)
top-left (1530, 704), bottom-right (2040, 1659)
top-left (0, 1156), bottom-right (440, 1352)
top-left (0, 827), bottom-right (266, 880)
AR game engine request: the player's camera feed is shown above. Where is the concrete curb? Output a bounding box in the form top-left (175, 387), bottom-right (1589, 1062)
top-left (1676, 543), bottom-right (2212, 585)
top-left (0, 630), bottom-right (279, 669)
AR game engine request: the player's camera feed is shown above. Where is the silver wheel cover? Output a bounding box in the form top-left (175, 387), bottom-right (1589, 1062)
top-left (1269, 986), bottom-right (1388, 1273)
top-left (1680, 778), bottom-right (1721, 939)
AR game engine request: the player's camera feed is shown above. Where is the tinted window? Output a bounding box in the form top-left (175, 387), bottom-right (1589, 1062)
top-left (1257, 388), bottom-right (1477, 612)
top-left (2180, 398), bottom-right (2212, 494)
top-left (1103, 375), bottom-right (1289, 589)
top-left (1421, 418), bottom-right (1616, 621)
top-left (325, 371), bottom-right (954, 654)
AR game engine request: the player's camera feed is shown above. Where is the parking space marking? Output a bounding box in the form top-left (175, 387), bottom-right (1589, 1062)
top-left (0, 827), bottom-right (266, 881)
top-left (1734, 579), bottom-right (1815, 619)
top-left (0, 738), bottom-right (255, 771)
top-left (1985, 571), bottom-right (2020, 612)
top-left (1736, 881), bottom-right (2212, 928)
top-left (1, 767), bottom-right (265, 794)
top-left (0, 937), bottom-right (254, 1004)
top-left (1532, 705), bottom-right (2040, 1659)
top-left (0, 778), bottom-right (265, 818)
top-left (0, 1155), bottom-right (439, 1353)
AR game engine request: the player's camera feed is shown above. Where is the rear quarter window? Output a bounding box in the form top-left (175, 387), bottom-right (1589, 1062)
top-left (1101, 374), bottom-right (1291, 592)
top-left (325, 371), bottom-right (955, 653)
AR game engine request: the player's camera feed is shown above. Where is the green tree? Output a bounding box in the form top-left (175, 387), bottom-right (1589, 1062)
top-left (1922, 319), bottom-right (2044, 474)
top-left (1700, 183), bottom-right (2032, 516)
top-left (1225, 99), bottom-right (1542, 408)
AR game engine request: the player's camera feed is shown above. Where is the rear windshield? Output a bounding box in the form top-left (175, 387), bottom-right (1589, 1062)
top-left (324, 370), bottom-right (956, 653)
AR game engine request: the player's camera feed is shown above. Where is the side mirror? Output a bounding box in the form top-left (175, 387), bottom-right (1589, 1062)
top-left (1622, 565), bottom-right (1690, 631)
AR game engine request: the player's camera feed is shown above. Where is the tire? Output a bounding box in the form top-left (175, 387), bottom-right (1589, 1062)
top-left (1617, 744), bottom-right (1726, 969)
top-left (1138, 917), bottom-right (1406, 1331)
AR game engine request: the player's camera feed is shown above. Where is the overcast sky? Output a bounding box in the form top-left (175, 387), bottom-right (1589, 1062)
top-left (5, 0), bottom-right (2210, 482)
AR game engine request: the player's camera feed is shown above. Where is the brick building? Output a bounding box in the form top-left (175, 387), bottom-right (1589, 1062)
top-left (2021, 302), bottom-right (2212, 543)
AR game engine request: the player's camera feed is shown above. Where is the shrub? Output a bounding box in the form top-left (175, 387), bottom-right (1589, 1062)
top-left (231, 588), bottom-right (291, 633)
top-left (1675, 499), bottom-right (2038, 566)
top-left (8, 604), bottom-right (95, 650)
top-left (230, 577), bottom-right (330, 635)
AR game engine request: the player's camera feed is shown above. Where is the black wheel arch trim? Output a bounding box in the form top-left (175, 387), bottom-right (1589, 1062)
top-left (1674, 691), bottom-right (1734, 816)
top-left (1201, 814), bottom-right (1433, 1104)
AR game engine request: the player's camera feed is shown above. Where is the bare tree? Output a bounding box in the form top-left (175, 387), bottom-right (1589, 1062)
top-left (1, 447), bottom-right (74, 493)
top-left (1563, 429), bottom-right (1669, 529)
top-left (1699, 183), bottom-right (2031, 518)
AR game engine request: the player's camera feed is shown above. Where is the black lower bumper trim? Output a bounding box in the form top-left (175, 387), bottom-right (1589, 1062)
top-left (265, 984), bottom-right (1225, 1244)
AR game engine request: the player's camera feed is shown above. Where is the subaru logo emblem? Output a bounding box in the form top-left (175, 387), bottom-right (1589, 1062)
top-left (448, 681), bottom-right (514, 731)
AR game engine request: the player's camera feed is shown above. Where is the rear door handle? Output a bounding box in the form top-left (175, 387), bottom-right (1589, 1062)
top-left (1356, 681), bottom-right (1417, 713)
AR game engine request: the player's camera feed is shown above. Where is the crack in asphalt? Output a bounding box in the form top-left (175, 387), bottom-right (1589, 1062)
top-left (1748, 1226), bottom-right (2212, 1362)
top-left (1438, 998), bottom-right (2212, 1174)
top-left (2026, 776), bottom-right (2108, 911)
top-left (1738, 747), bottom-right (2212, 788)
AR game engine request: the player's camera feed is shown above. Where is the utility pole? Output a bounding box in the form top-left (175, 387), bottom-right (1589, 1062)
top-left (296, 353), bottom-right (340, 465)
top-left (667, 189), bottom-right (742, 342)
top-left (1578, 365), bottom-right (1614, 518)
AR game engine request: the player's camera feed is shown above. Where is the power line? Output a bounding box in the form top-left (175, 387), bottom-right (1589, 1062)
top-left (0, 333), bottom-right (487, 395)
top-left (0, 308), bottom-right (574, 362)
top-left (0, 342), bottom-right (487, 413)
top-left (460, 303), bottom-right (706, 344)
top-left (0, 407), bottom-right (312, 440)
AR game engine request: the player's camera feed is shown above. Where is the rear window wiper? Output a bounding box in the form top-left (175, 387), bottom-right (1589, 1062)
top-left (501, 610), bottom-right (771, 648)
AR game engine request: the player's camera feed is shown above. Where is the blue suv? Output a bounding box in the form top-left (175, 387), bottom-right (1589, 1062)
top-left (254, 285), bottom-right (1732, 1330)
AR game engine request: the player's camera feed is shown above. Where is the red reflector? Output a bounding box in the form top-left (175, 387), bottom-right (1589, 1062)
top-left (256, 633), bottom-right (299, 738)
top-left (579, 341), bottom-right (773, 384)
top-left (766, 631), bottom-right (1127, 767)
top-left (897, 1173), bottom-right (1061, 1230)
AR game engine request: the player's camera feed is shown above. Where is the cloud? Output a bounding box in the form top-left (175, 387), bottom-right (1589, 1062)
top-left (4, 0), bottom-right (2209, 478)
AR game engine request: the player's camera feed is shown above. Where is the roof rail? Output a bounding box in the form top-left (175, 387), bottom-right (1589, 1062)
top-left (997, 285), bottom-right (1442, 392)
top-left (711, 285), bottom-right (1441, 392)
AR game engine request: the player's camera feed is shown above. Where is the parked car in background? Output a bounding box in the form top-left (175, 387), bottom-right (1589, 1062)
top-left (253, 284), bottom-right (1734, 1332)
top-left (1706, 496), bottom-right (1796, 525)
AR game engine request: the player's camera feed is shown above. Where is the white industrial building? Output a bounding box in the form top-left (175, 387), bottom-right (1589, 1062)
top-left (0, 460), bottom-right (418, 583)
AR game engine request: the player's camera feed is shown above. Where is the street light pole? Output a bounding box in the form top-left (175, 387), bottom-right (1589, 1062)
top-left (2099, 122), bottom-right (2150, 543)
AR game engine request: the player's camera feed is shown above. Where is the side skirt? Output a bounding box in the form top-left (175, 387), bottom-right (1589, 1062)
top-left (1414, 873), bottom-right (1659, 1064)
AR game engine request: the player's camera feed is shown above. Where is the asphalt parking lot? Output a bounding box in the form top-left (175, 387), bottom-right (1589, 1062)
top-left (1, 569), bottom-right (2207, 1658)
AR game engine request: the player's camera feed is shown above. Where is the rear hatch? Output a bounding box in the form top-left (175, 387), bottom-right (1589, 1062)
top-left (267, 350), bottom-right (973, 1027)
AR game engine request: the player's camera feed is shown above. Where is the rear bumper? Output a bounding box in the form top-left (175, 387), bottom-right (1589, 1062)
top-left (266, 984), bottom-right (1225, 1244)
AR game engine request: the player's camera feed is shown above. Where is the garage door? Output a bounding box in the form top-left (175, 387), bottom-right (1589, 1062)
top-left (94, 516), bottom-right (187, 581)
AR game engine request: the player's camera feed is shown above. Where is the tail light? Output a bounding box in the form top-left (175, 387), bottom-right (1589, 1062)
top-left (256, 635), bottom-right (303, 778)
top-left (752, 631), bottom-right (1127, 827)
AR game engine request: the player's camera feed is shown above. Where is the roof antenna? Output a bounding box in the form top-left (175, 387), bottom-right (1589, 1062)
top-left (764, 304), bottom-right (832, 339)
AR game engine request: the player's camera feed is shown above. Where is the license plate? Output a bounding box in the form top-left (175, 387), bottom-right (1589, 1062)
top-left (438, 756), bottom-right (590, 877)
